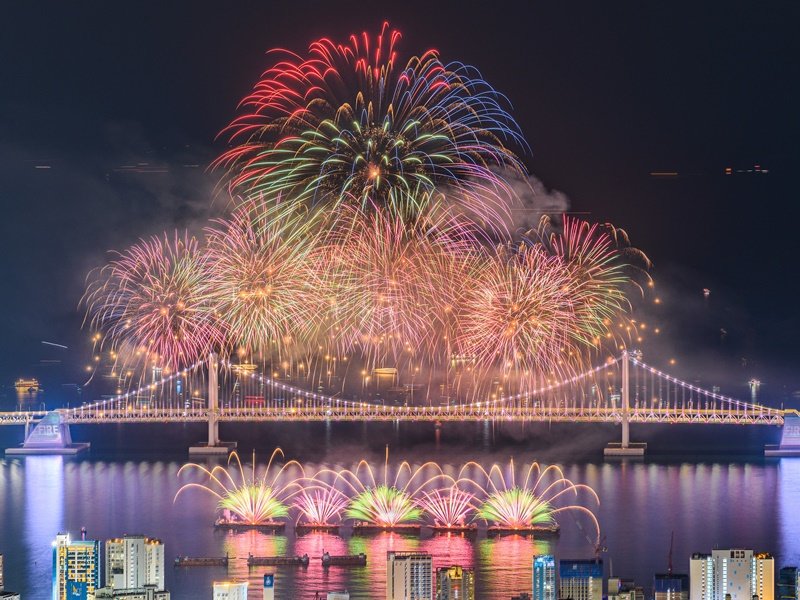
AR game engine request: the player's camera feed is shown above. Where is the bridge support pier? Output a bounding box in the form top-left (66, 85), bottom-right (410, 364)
top-left (189, 353), bottom-right (236, 456)
top-left (605, 351), bottom-right (646, 457)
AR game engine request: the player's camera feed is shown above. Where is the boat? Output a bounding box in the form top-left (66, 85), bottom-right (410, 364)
top-left (295, 522), bottom-right (340, 535)
top-left (248, 553), bottom-right (309, 567)
top-left (214, 518), bottom-right (286, 532)
top-left (174, 555), bottom-right (229, 567)
top-left (429, 523), bottom-right (478, 535)
top-left (15, 378), bottom-right (40, 393)
top-left (486, 524), bottom-right (560, 537)
top-left (351, 522), bottom-right (421, 535)
top-left (321, 552), bottom-right (367, 567)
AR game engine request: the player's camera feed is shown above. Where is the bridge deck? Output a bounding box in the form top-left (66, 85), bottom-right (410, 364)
top-left (0, 407), bottom-right (783, 426)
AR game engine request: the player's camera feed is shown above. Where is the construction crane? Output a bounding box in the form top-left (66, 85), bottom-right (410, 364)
top-left (668, 530), bottom-right (674, 575)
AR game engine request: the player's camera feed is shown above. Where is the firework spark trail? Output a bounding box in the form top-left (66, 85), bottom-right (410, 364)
top-left (204, 199), bottom-right (323, 358)
top-left (214, 22), bottom-right (526, 233)
top-left (328, 448), bottom-right (455, 527)
top-left (291, 485), bottom-right (350, 526)
top-left (460, 459), bottom-right (601, 539)
top-left (175, 449), bottom-right (307, 525)
top-left (175, 450), bottom-right (601, 540)
top-left (83, 232), bottom-right (226, 371)
top-left (415, 485), bottom-right (476, 527)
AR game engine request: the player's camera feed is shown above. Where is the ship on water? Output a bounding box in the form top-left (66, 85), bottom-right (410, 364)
top-left (14, 378), bottom-right (40, 393)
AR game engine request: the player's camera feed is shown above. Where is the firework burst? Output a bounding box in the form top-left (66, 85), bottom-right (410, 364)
top-left (204, 200), bottom-right (322, 357)
top-left (316, 207), bottom-right (474, 365)
top-left (215, 22), bottom-right (525, 231)
top-left (345, 484), bottom-right (423, 527)
top-left (455, 243), bottom-right (576, 377)
top-left (331, 448), bottom-right (451, 528)
top-left (531, 215), bottom-right (650, 348)
top-left (292, 483), bottom-right (350, 526)
top-left (465, 460), bottom-right (600, 537)
top-left (84, 231), bottom-right (225, 371)
top-left (416, 485), bottom-right (475, 528)
top-left (175, 449), bottom-right (304, 525)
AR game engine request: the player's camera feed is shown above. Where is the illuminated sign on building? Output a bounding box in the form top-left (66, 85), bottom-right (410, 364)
top-left (67, 581), bottom-right (88, 600)
top-left (780, 415), bottom-right (800, 448)
top-left (25, 412), bottom-right (72, 448)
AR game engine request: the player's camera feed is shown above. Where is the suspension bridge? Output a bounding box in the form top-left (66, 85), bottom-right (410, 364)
top-left (2, 352), bottom-right (797, 457)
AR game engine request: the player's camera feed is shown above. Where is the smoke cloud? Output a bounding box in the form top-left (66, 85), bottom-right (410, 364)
top-left (503, 170), bottom-right (571, 234)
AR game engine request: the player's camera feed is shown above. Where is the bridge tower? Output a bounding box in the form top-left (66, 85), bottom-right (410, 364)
top-left (604, 351), bottom-right (646, 457)
top-left (189, 353), bottom-right (236, 456)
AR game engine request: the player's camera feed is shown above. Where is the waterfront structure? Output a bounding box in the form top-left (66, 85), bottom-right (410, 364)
top-left (105, 536), bottom-right (165, 591)
top-left (779, 568), bottom-right (799, 600)
top-left (654, 573), bottom-right (689, 600)
top-left (558, 559), bottom-right (603, 600)
top-left (52, 532), bottom-right (100, 600)
top-left (690, 550), bottom-right (774, 600)
top-left (532, 555), bottom-right (556, 600)
top-left (387, 551), bottom-right (433, 600)
top-left (436, 565), bottom-right (475, 600)
top-left (213, 581), bottom-right (248, 600)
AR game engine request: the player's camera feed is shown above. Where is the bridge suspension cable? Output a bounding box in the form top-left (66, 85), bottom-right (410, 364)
top-left (628, 355), bottom-right (781, 419)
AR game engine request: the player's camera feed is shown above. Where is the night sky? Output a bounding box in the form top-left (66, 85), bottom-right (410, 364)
top-left (1, 2), bottom-right (798, 401)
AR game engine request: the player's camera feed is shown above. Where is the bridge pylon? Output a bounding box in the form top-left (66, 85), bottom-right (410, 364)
top-left (605, 350), bottom-right (647, 457)
top-left (189, 353), bottom-right (236, 456)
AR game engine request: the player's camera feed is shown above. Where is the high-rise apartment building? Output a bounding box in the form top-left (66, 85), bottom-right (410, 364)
top-left (654, 573), bottom-right (689, 600)
top-left (52, 532), bottom-right (100, 600)
top-left (0, 553), bottom-right (20, 600)
top-left (559, 559), bottom-right (603, 600)
top-left (533, 555), bottom-right (556, 600)
top-left (690, 550), bottom-right (774, 600)
top-left (436, 565), bottom-right (474, 600)
top-left (105, 536), bottom-right (165, 591)
top-left (779, 568), bottom-right (800, 600)
top-left (213, 581), bottom-right (248, 600)
top-left (387, 551), bottom-right (433, 600)
top-left (608, 577), bottom-right (644, 600)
